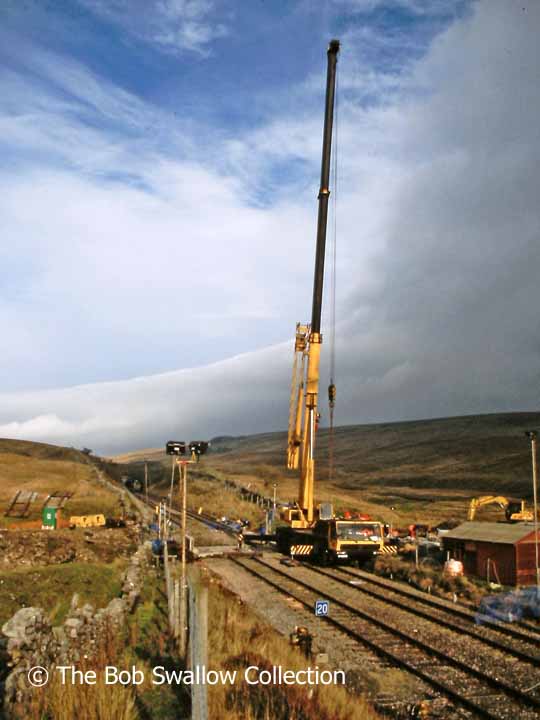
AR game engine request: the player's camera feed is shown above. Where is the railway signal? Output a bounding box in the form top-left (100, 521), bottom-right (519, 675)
top-left (166, 440), bottom-right (186, 456)
top-left (189, 441), bottom-right (209, 462)
top-left (163, 439), bottom-right (208, 655)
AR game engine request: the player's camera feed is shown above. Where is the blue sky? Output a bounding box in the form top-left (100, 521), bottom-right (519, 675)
top-left (1, 0), bottom-right (539, 452)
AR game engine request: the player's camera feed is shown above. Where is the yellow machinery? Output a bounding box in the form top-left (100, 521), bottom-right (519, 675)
top-left (285, 321), bottom-right (320, 528)
top-left (276, 40), bottom-right (384, 564)
top-left (69, 514), bottom-right (106, 528)
top-left (467, 496), bottom-right (533, 522)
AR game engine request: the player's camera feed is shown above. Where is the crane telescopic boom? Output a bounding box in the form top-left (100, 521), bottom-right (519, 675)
top-left (311, 38), bottom-right (340, 335)
top-left (278, 40), bottom-right (385, 564)
top-left (285, 39), bottom-right (340, 528)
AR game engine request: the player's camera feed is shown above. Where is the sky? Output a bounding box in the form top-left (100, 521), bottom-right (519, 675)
top-left (1, 0), bottom-right (539, 454)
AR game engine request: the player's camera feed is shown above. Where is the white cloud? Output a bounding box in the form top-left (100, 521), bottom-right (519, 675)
top-left (332, 0), bottom-right (465, 16)
top-left (1, 0), bottom-right (539, 454)
top-left (78, 0), bottom-right (228, 54)
top-left (0, 344), bottom-right (291, 453)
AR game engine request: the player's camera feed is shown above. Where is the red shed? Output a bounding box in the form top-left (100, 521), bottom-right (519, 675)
top-left (442, 522), bottom-right (540, 586)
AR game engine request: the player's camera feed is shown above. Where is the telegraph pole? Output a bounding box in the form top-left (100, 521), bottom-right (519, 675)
top-left (169, 455), bottom-right (176, 511)
top-left (525, 430), bottom-right (540, 593)
top-left (179, 459), bottom-right (188, 656)
top-left (144, 461), bottom-right (149, 508)
top-left (164, 441), bottom-right (208, 658)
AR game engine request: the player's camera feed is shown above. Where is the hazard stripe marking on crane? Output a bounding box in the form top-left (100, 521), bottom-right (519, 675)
top-left (379, 545), bottom-right (398, 555)
top-left (291, 545), bottom-right (313, 556)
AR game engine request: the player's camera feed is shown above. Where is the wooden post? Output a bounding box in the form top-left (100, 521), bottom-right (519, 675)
top-left (180, 462), bottom-right (188, 657)
top-left (531, 436), bottom-right (540, 592)
top-left (164, 541), bottom-right (174, 632)
top-left (144, 461), bottom-right (149, 508)
top-left (168, 455), bottom-right (176, 533)
top-left (174, 579), bottom-right (180, 638)
top-left (189, 569), bottom-right (208, 720)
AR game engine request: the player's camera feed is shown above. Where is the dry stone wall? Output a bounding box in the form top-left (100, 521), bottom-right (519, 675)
top-left (0, 543), bottom-right (150, 717)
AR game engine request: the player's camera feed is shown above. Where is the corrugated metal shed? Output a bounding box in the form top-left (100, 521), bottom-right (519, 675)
top-left (443, 522), bottom-right (537, 545)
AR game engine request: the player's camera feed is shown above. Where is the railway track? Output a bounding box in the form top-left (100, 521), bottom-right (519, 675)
top-left (141, 492), bottom-right (238, 536)
top-left (134, 487), bottom-right (540, 716)
top-left (230, 554), bottom-right (540, 719)
top-left (309, 564), bottom-right (540, 665)
top-left (335, 563), bottom-right (540, 640)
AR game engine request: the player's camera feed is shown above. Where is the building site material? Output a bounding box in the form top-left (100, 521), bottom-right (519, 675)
top-left (4, 490), bottom-right (39, 518)
top-left (69, 514), bottom-right (106, 528)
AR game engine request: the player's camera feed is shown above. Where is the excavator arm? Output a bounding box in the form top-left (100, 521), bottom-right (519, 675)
top-left (468, 496), bottom-right (509, 520)
top-left (468, 495), bottom-right (533, 522)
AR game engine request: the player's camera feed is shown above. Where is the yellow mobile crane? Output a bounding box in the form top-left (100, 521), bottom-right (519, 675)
top-left (276, 40), bottom-right (384, 565)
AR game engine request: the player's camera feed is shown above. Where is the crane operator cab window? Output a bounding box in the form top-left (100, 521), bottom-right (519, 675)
top-left (336, 522), bottom-right (381, 542)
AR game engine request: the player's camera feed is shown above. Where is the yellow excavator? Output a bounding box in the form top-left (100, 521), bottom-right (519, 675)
top-left (275, 40), bottom-right (384, 565)
top-left (468, 495), bottom-right (533, 522)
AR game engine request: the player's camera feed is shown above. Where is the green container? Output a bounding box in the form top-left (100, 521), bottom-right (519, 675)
top-left (42, 506), bottom-right (58, 529)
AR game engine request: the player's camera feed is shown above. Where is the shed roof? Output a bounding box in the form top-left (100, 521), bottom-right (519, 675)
top-left (442, 522), bottom-right (538, 545)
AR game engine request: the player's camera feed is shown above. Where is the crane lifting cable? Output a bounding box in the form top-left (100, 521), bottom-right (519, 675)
top-left (327, 56), bottom-right (339, 484)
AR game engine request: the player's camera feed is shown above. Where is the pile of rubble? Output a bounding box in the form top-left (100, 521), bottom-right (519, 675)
top-left (0, 526), bottom-right (141, 568)
top-left (0, 543), bottom-right (150, 714)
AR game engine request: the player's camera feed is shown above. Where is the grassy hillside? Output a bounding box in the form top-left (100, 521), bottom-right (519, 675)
top-left (112, 412), bottom-right (540, 526)
top-left (206, 412), bottom-right (540, 526)
top-left (0, 438), bottom-right (120, 526)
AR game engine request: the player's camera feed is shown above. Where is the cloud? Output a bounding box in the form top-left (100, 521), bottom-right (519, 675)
top-left (0, 45), bottom-right (320, 390)
top-left (0, 344), bottom-right (291, 454)
top-left (1, 0), bottom-right (539, 454)
top-left (78, 0), bottom-right (228, 55)
top-left (332, 0), bottom-right (466, 16)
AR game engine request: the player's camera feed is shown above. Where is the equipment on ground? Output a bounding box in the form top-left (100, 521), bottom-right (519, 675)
top-left (121, 475), bottom-right (143, 493)
top-left (42, 491), bottom-right (72, 510)
top-left (4, 490), bottom-right (39, 518)
top-left (467, 496), bottom-right (533, 522)
top-left (409, 523), bottom-right (431, 539)
top-left (290, 626), bottom-right (313, 658)
top-left (69, 514), bottom-right (106, 528)
top-left (42, 506), bottom-right (60, 529)
top-left (276, 40), bottom-right (384, 565)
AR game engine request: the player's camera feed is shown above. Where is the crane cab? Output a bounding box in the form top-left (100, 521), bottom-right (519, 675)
top-left (276, 517), bottom-right (384, 565)
top-left (314, 518), bottom-right (384, 564)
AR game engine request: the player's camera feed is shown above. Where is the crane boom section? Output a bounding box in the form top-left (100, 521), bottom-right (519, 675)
top-left (284, 40), bottom-right (340, 528)
top-left (287, 324), bottom-right (309, 470)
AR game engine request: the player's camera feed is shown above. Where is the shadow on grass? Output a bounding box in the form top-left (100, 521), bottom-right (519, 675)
top-left (133, 643), bottom-right (190, 720)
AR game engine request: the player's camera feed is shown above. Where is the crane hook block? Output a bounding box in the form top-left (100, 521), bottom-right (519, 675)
top-left (328, 383), bottom-right (336, 406)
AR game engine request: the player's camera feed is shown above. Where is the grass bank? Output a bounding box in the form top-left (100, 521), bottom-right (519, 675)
top-left (204, 569), bottom-right (378, 720)
top-left (0, 560), bottom-right (127, 626)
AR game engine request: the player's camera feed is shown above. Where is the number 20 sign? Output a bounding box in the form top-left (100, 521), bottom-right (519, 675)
top-left (315, 600), bottom-right (329, 616)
